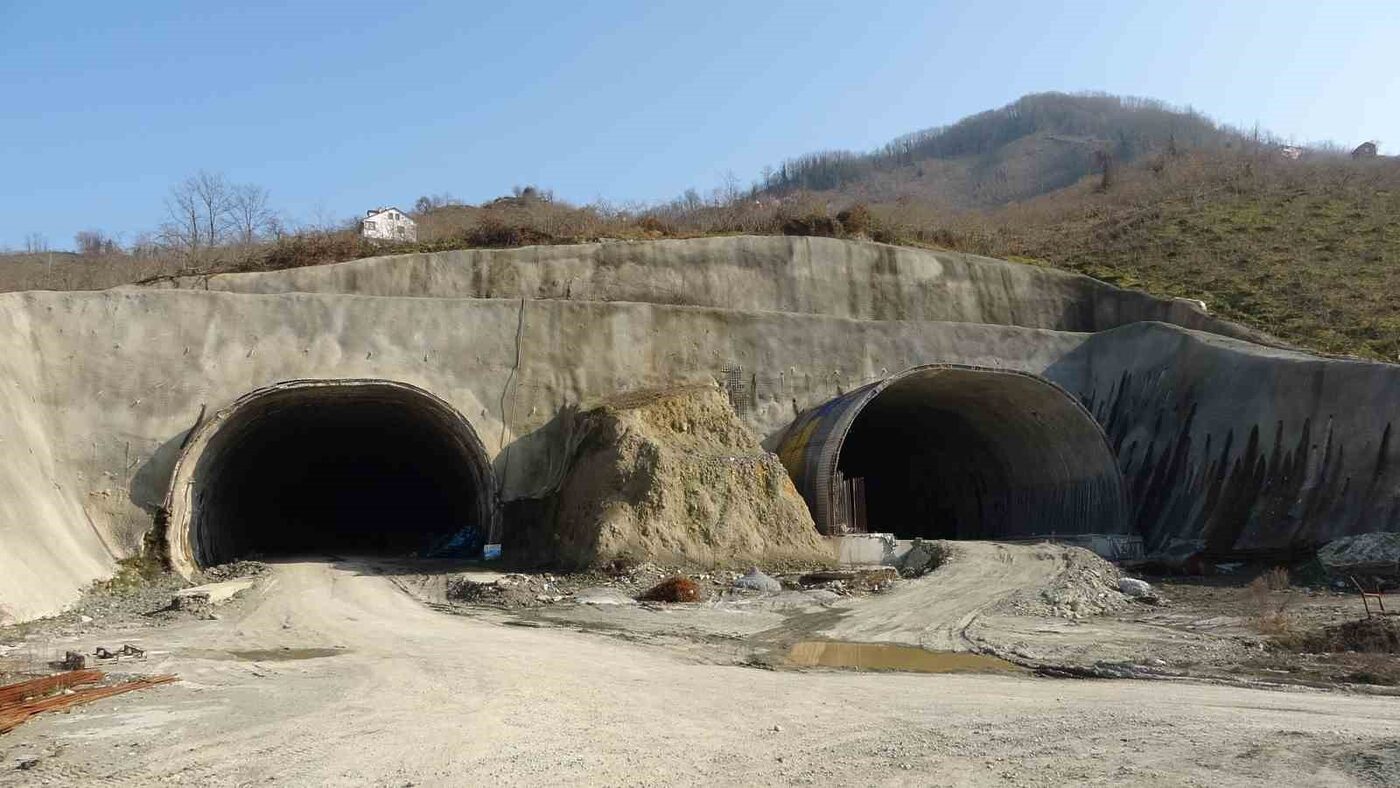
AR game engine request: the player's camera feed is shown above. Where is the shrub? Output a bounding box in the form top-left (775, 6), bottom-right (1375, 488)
top-left (835, 203), bottom-right (873, 236)
top-left (463, 216), bottom-right (556, 248)
top-left (1249, 573), bottom-right (1296, 636)
top-left (780, 209), bottom-right (840, 237)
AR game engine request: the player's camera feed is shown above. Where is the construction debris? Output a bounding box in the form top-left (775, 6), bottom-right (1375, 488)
top-left (1319, 533), bottom-right (1400, 579)
top-left (1351, 576), bottom-right (1394, 619)
top-left (0, 670), bottom-right (102, 707)
top-left (638, 576), bottom-right (704, 603)
top-left (733, 567), bottom-right (783, 593)
top-left (0, 670), bottom-right (176, 734)
top-left (447, 573), bottom-right (565, 607)
top-left (1118, 577), bottom-right (1155, 599)
top-left (797, 567), bottom-right (899, 594)
top-left (573, 587), bottom-right (639, 606)
top-left (92, 644), bottom-right (146, 663)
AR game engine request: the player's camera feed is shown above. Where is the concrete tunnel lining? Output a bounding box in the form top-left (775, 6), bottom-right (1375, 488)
top-left (778, 365), bottom-right (1129, 539)
top-left (163, 379), bottom-right (498, 578)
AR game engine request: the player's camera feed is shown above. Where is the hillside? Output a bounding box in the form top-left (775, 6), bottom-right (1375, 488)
top-left (2, 92), bottom-right (1393, 360)
top-left (885, 149), bottom-right (1400, 360)
top-left (757, 92), bottom-right (1244, 207)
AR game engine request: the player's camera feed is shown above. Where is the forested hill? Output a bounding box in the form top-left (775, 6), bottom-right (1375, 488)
top-left (756, 92), bottom-right (1247, 207)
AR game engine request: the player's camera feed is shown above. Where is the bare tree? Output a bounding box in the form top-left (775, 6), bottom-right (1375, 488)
top-left (129, 231), bottom-right (161, 259)
top-left (1094, 149), bottom-right (1116, 191)
top-left (74, 229), bottom-right (118, 255)
top-left (23, 233), bottom-right (48, 253)
top-left (191, 171), bottom-right (233, 247)
top-left (161, 171), bottom-right (236, 258)
top-left (161, 180), bottom-right (205, 256)
top-left (229, 182), bottom-right (274, 245)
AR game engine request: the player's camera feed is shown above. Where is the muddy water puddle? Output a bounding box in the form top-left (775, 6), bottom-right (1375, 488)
top-left (785, 641), bottom-right (1024, 674)
top-left (188, 647), bottom-right (349, 662)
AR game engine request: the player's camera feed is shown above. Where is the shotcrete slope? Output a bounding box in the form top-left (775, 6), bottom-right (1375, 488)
top-left (146, 236), bottom-right (1268, 343)
top-left (1, 236), bottom-right (1396, 622)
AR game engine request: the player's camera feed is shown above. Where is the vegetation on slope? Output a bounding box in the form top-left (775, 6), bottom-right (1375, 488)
top-left (929, 150), bottom-right (1400, 360)
top-left (757, 92), bottom-right (1243, 206)
top-left (3, 93), bottom-right (1393, 360)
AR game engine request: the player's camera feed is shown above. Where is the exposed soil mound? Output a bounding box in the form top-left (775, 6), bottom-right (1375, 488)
top-left (514, 386), bottom-right (833, 570)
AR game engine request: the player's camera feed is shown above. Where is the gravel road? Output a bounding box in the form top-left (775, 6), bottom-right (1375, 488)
top-left (3, 559), bottom-right (1398, 786)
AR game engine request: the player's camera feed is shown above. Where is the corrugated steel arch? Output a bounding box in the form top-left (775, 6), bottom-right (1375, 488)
top-left (776, 364), bottom-right (1129, 538)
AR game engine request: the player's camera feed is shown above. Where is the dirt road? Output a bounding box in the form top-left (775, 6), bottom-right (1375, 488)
top-left (817, 541), bottom-right (1067, 649)
top-left (3, 559), bottom-right (1398, 786)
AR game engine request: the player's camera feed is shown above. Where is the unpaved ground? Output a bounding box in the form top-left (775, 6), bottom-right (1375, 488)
top-left (3, 556), bottom-right (1400, 786)
top-left (484, 542), bottom-right (1354, 687)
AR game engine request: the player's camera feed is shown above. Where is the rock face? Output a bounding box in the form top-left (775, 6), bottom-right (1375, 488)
top-left (514, 386), bottom-right (834, 570)
top-left (1318, 533), bottom-right (1400, 577)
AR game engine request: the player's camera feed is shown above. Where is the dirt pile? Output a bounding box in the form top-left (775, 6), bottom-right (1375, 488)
top-left (446, 574), bottom-right (567, 607)
top-left (1318, 533), bottom-right (1400, 578)
top-left (996, 543), bottom-right (1130, 619)
top-left (512, 386), bottom-right (834, 570)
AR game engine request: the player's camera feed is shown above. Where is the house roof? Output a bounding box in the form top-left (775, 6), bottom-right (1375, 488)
top-left (364, 207), bottom-right (415, 222)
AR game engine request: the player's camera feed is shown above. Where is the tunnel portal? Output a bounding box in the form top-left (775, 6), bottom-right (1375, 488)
top-left (778, 365), bottom-right (1129, 540)
top-left (164, 380), bottom-right (496, 577)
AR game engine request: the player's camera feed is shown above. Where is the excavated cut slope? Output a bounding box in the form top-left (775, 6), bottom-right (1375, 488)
top-left (0, 236), bottom-right (1396, 623)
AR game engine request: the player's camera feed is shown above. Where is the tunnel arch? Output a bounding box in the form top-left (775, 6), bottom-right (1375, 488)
top-left (163, 379), bottom-right (498, 578)
top-left (777, 365), bottom-right (1128, 540)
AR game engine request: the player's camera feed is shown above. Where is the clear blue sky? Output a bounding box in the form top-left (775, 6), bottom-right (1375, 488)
top-left (2, 0), bottom-right (1396, 250)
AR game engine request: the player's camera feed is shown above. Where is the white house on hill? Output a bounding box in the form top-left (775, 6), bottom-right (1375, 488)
top-left (360, 207), bottom-right (417, 242)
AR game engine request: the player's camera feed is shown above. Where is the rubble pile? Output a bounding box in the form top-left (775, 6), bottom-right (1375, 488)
top-left (1318, 533), bottom-right (1400, 579)
top-left (439, 560), bottom-right (896, 610)
top-left (999, 545), bottom-right (1132, 619)
top-left (446, 574), bottom-right (568, 607)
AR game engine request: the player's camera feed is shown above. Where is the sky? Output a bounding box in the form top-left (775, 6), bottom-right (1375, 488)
top-left (2, 0), bottom-right (1397, 250)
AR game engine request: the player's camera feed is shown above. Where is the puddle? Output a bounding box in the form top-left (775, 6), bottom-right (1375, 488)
top-left (187, 647), bottom-right (348, 662)
top-left (785, 641), bottom-right (1024, 674)
top-left (227, 648), bottom-right (346, 661)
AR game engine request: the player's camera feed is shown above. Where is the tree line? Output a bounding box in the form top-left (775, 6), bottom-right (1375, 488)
top-left (16, 171), bottom-right (281, 261)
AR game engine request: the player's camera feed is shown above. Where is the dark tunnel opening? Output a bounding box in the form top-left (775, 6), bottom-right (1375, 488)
top-left (814, 367), bottom-right (1128, 540)
top-left (168, 381), bottom-right (495, 572)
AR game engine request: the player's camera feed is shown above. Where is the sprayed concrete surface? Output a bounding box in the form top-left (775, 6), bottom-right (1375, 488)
top-left (5, 559), bottom-right (1400, 787)
top-left (2, 236), bottom-right (1399, 625)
